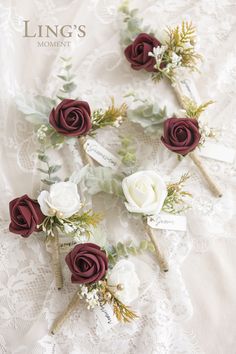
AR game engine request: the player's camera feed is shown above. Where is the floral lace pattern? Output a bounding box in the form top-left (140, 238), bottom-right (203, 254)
top-left (1, 0), bottom-right (236, 353)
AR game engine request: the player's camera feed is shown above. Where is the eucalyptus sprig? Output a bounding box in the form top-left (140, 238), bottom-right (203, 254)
top-left (106, 240), bottom-right (155, 266)
top-left (56, 57), bottom-right (77, 101)
top-left (118, 135), bottom-right (137, 167)
top-left (162, 173), bottom-right (192, 214)
top-left (37, 151), bottom-right (61, 186)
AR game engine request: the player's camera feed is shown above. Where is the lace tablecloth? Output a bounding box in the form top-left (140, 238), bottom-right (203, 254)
top-left (0, 0), bottom-right (236, 353)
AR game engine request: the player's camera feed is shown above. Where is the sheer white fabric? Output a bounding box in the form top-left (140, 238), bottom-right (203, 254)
top-left (0, 0), bottom-right (236, 353)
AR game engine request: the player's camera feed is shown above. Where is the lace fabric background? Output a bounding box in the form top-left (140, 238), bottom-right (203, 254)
top-left (0, 0), bottom-right (236, 353)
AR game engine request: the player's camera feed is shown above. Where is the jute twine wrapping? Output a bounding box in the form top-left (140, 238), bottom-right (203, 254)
top-left (189, 151), bottom-right (222, 197)
top-left (173, 84), bottom-right (223, 198)
top-left (143, 220), bottom-right (169, 273)
top-left (50, 228), bottom-right (63, 290)
top-left (51, 291), bottom-right (80, 335)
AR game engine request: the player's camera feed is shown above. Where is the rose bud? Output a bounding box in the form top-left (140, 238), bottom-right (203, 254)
top-left (124, 33), bottom-right (162, 72)
top-left (49, 99), bottom-right (92, 137)
top-left (65, 243), bottom-right (108, 284)
top-left (9, 195), bottom-right (45, 237)
top-left (122, 170), bottom-right (167, 215)
top-left (161, 117), bottom-right (201, 156)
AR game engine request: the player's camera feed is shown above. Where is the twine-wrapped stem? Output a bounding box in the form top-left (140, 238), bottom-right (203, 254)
top-left (143, 219), bottom-right (169, 272)
top-left (189, 151), bottom-right (222, 197)
top-left (173, 84), bottom-right (223, 198)
top-left (51, 291), bottom-right (80, 335)
top-left (50, 227), bottom-right (63, 290)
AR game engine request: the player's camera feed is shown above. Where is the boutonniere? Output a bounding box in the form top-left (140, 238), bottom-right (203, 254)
top-left (76, 166), bottom-right (191, 272)
top-left (119, 3), bottom-right (201, 84)
top-left (119, 4), bottom-right (222, 197)
top-left (126, 95), bottom-right (221, 197)
top-left (16, 57), bottom-right (127, 180)
top-left (51, 242), bottom-right (143, 334)
top-left (8, 181), bottom-right (102, 289)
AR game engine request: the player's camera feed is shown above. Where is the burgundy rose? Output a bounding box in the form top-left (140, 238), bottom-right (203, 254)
top-left (49, 99), bottom-right (92, 137)
top-left (65, 243), bottom-right (108, 284)
top-left (9, 195), bottom-right (45, 237)
top-left (124, 33), bottom-right (162, 72)
top-left (161, 118), bottom-right (201, 156)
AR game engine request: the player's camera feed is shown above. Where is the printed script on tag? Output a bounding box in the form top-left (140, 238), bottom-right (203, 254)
top-left (147, 213), bottom-right (187, 231)
top-left (198, 141), bottom-right (235, 164)
top-left (83, 138), bottom-right (121, 169)
top-left (94, 302), bottom-right (118, 332)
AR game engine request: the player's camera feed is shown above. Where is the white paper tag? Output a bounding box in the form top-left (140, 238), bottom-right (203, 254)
top-left (177, 78), bottom-right (201, 104)
top-left (94, 302), bottom-right (118, 332)
top-left (198, 141), bottom-right (235, 164)
top-left (147, 213), bottom-right (187, 231)
top-left (83, 138), bottom-right (120, 169)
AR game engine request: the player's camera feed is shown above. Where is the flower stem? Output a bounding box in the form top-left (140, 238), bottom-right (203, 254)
top-left (143, 219), bottom-right (169, 272)
top-left (189, 151), bottom-right (222, 197)
top-left (50, 227), bottom-right (63, 290)
top-left (50, 291), bottom-right (80, 335)
top-left (172, 83), bottom-right (223, 198)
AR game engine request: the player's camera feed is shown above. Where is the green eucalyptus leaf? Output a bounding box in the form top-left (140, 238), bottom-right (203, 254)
top-left (16, 95), bottom-right (56, 124)
top-left (127, 103), bottom-right (167, 133)
top-left (37, 168), bottom-right (49, 174)
top-left (65, 64), bottom-right (72, 71)
top-left (57, 75), bottom-right (67, 81)
top-left (139, 240), bottom-right (148, 250)
top-left (48, 165), bottom-right (61, 174)
top-left (83, 166), bottom-right (124, 197)
top-left (38, 154), bottom-right (48, 163)
top-left (63, 82), bottom-right (77, 92)
top-left (50, 132), bottom-right (65, 146)
top-left (41, 176), bottom-right (61, 185)
top-left (60, 57), bottom-right (71, 62)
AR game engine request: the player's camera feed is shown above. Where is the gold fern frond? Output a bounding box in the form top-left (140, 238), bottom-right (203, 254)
top-left (68, 210), bottom-right (103, 226)
top-left (182, 97), bottom-right (214, 119)
top-left (101, 283), bottom-right (138, 323)
top-left (92, 97), bottom-right (127, 130)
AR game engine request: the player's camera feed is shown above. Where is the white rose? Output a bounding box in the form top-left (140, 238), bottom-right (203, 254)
top-left (38, 181), bottom-right (81, 218)
top-left (107, 260), bottom-right (140, 304)
top-left (122, 170), bottom-right (167, 215)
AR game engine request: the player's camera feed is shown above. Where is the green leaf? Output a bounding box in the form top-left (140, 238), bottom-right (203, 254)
top-left (38, 154), bottom-right (48, 163)
top-left (57, 75), bottom-right (67, 81)
top-left (83, 166), bottom-right (124, 197)
top-left (41, 179), bottom-right (55, 185)
top-left (139, 240), bottom-right (148, 250)
top-left (50, 132), bottom-right (65, 146)
top-left (16, 95), bottom-right (56, 124)
top-left (37, 167), bottom-right (49, 174)
top-left (48, 165), bottom-right (61, 174)
top-left (60, 57), bottom-right (71, 62)
top-left (41, 176), bottom-right (61, 185)
top-left (147, 242), bottom-right (155, 253)
top-left (56, 95), bottom-right (67, 101)
top-left (116, 242), bottom-right (126, 256)
top-left (127, 103), bottom-right (167, 133)
top-left (63, 82), bottom-right (77, 92)
top-left (65, 64), bottom-right (72, 71)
